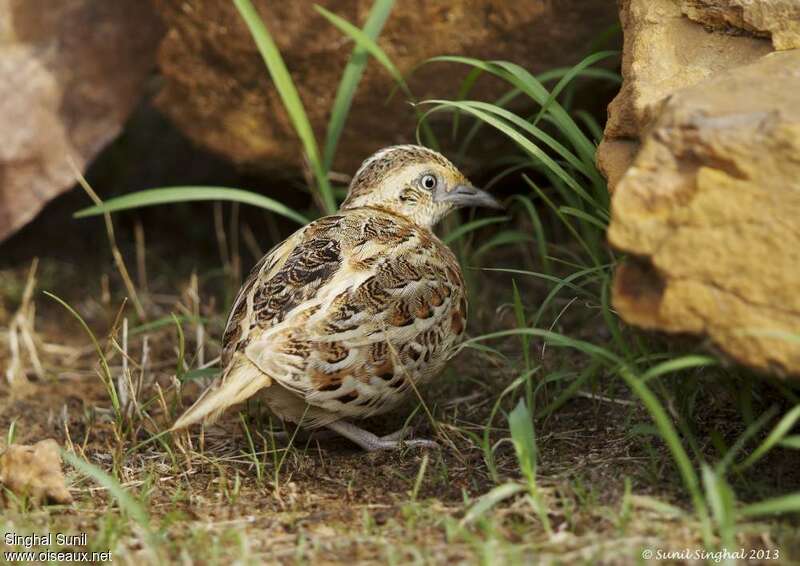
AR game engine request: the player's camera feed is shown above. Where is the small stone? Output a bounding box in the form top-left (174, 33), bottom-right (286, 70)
top-left (0, 439), bottom-right (73, 506)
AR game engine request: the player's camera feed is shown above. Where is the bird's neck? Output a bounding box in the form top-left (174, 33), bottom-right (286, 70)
top-left (340, 204), bottom-right (433, 230)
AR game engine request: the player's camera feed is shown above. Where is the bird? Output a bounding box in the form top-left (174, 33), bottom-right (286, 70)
top-left (172, 145), bottom-right (501, 450)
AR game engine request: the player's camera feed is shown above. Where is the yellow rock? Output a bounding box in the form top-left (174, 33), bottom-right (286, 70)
top-left (609, 51), bottom-right (800, 376)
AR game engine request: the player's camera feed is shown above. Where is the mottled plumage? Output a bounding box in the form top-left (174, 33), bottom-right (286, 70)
top-left (173, 145), bottom-right (500, 450)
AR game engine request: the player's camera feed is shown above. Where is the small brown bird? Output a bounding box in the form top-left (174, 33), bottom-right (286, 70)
top-left (172, 145), bottom-right (501, 450)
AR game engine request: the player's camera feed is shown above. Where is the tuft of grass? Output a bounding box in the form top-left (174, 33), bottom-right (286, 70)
top-left (322, 0), bottom-right (396, 171)
top-left (44, 291), bottom-right (122, 427)
top-left (233, 0), bottom-right (335, 214)
top-left (508, 399), bottom-right (551, 533)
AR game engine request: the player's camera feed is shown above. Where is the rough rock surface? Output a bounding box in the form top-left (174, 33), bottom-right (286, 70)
top-left (0, 0), bottom-right (163, 242)
top-left (603, 0), bottom-right (772, 143)
top-left (681, 0), bottom-right (800, 50)
top-left (598, 0), bottom-right (800, 375)
top-left (0, 439), bottom-right (73, 505)
top-left (153, 0), bottom-right (619, 175)
top-left (605, 34), bottom-right (800, 374)
top-left (596, 139), bottom-right (639, 193)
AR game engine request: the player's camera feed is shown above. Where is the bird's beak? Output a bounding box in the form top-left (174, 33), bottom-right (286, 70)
top-left (435, 184), bottom-right (503, 210)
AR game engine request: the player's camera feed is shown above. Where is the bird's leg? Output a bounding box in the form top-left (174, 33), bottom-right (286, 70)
top-left (326, 420), bottom-right (438, 452)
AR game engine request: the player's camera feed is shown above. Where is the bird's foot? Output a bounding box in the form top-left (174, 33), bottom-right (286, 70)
top-left (326, 420), bottom-right (439, 452)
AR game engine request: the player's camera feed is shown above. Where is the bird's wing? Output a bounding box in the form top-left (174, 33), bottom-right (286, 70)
top-left (173, 210), bottom-right (466, 430)
top-left (218, 218), bottom-right (342, 367)
top-left (244, 209), bottom-right (467, 423)
top-left (171, 220), bottom-right (331, 429)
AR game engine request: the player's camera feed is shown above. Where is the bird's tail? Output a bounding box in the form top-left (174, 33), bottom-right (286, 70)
top-left (171, 355), bottom-right (272, 431)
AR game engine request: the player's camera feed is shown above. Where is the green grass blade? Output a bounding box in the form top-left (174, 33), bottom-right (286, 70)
top-left (456, 87), bottom-right (521, 157)
top-left (452, 66), bottom-right (618, 158)
top-left (559, 206), bottom-right (608, 230)
top-left (536, 66), bottom-right (621, 85)
top-left (44, 291), bottom-right (120, 417)
top-left (537, 361), bottom-right (600, 419)
top-left (74, 186), bottom-right (309, 225)
top-left (641, 355), bottom-right (718, 384)
top-left (523, 175), bottom-right (600, 266)
top-left (321, 0), bottom-right (395, 170)
top-left (734, 404), bottom-right (800, 472)
top-left (715, 406), bottom-right (778, 474)
top-left (531, 51), bottom-right (617, 128)
top-left (442, 216), bottom-right (510, 245)
top-left (464, 327), bottom-right (713, 542)
top-left (600, 274), bottom-right (631, 360)
top-left (461, 483), bottom-right (527, 526)
top-left (472, 230), bottom-right (532, 261)
top-left (479, 370), bottom-right (536, 483)
top-left (739, 492), bottom-right (800, 518)
top-left (508, 399), bottom-right (537, 484)
top-left (61, 450), bottom-right (157, 548)
top-left (508, 399), bottom-right (552, 533)
top-left (463, 100), bottom-right (594, 180)
top-left (530, 265), bottom-right (607, 327)
top-left (463, 328), bottom-right (624, 367)
top-left (451, 66), bottom-right (485, 140)
top-left (509, 195), bottom-right (550, 275)
top-left (492, 60), bottom-right (597, 165)
top-left (574, 109), bottom-right (604, 142)
top-left (479, 266), bottom-right (604, 301)
top-left (779, 435), bottom-right (800, 449)
top-left (701, 464), bottom-right (736, 550)
top-left (234, 0), bottom-right (336, 214)
top-left (616, 365), bottom-right (713, 543)
top-left (427, 57), bottom-right (597, 167)
top-left (314, 5), bottom-right (438, 148)
top-left (512, 280), bottom-right (531, 372)
top-left (315, 5), bottom-right (408, 95)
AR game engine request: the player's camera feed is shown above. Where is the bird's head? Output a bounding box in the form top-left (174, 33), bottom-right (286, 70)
top-left (340, 145), bottom-right (502, 228)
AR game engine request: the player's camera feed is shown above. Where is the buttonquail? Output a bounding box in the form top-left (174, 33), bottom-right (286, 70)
top-left (173, 145), bottom-right (501, 450)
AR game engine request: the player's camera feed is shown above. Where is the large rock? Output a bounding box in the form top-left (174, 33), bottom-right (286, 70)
top-left (601, 0), bottom-right (800, 376)
top-left (0, 0), bottom-right (163, 242)
top-left (153, 0), bottom-right (619, 175)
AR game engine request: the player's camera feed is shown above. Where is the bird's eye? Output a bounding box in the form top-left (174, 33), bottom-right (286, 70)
top-left (421, 174), bottom-right (437, 190)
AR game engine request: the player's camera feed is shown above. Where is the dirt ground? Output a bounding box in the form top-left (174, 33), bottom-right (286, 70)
top-left (1, 216), bottom-right (799, 564)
